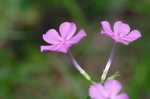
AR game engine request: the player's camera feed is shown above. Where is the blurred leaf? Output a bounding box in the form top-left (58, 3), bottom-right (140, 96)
top-left (86, 96), bottom-right (91, 99)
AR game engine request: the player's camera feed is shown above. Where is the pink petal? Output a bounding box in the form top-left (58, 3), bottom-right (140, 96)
top-left (59, 22), bottom-right (77, 40)
top-left (116, 39), bottom-right (129, 45)
top-left (112, 93), bottom-right (129, 99)
top-left (113, 21), bottom-right (130, 37)
top-left (41, 43), bottom-right (71, 53)
top-left (43, 29), bottom-right (61, 44)
top-left (101, 21), bottom-right (113, 35)
top-left (104, 80), bottom-right (122, 97)
top-left (89, 83), bottom-right (108, 99)
top-left (40, 45), bottom-right (59, 52)
top-left (68, 29), bottom-right (87, 44)
top-left (122, 30), bottom-right (141, 42)
top-left (56, 43), bottom-right (72, 53)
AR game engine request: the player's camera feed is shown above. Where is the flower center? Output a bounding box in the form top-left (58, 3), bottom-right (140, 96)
top-left (59, 39), bottom-right (66, 43)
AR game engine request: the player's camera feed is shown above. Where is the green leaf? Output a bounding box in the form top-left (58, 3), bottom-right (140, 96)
top-left (86, 96), bottom-right (91, 99)
top-left (107, 73), bottom-right (120, 80)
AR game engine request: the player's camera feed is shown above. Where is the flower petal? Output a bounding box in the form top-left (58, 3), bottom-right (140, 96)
top-left (114, 21), bottom-right (130, 37)
top-left (56, 43), bottom-right (71, 53)
top-left (43, 29), bottom-right (61, 44)
top-left (41, 43), bottom-right (71, 53)
top-left (59, 22), bottom-right (77, 40)
top-left (101, 21), bottom-right (113, 35)
top-left (68, 29), bottom-right (87, 44)
top-left (40, 45), bottom-right (59, 52)
top-left (104, 80), bottom-right (122, 97)
top-left (116, 39), bottom-right (129, 45)
top-left (112, 93), bottom-right (129, 99)
top-left (122, 30), bottom-right (141, 42)
top-left (89, 83), bottom-right (108, 99)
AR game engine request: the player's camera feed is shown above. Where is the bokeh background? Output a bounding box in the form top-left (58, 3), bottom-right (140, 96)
top-left (0, 0), bottom-right (150, 99)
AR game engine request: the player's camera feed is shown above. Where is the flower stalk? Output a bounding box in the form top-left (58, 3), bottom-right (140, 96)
top-left (101, 42), bottom-right (117, 82)
top-left (68, 50), bottom-right (94, 83)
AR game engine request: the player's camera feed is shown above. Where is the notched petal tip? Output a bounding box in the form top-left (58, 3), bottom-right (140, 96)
top-left (132, 30), bottom-right (142, 38)
top-left (59, 21), bottom-right (77, 40)
top-left (100, 21), bottom-right (112, 34)
top-left (80, 29), bottom-right (87, 37)
top-left (114, 21), bottom-right (130, 36)
top-left (114, 21), bottom-right (123, 26)
top-left (40, 46), bottom-right (45, 52)
top-left (42, 29), bottom-right (61, 44)
top-left (115, 20), bottom-right (123, 23)
top-left (101, 20), bottom-right (109, 24)
top-left (121, 29), bottom-right (142, 44)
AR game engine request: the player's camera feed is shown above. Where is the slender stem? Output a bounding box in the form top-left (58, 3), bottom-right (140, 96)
top-left (68, 50), bottom-right (94, 83)
top-left (101, 42), bottom-right (117, 82)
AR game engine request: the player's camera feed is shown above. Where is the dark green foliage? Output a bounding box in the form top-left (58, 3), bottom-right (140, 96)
top-left (86, 96), bottom-right (91, 99)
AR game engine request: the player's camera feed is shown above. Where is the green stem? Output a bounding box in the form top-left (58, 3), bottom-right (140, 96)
top-left (68, 50), bottom-right (94, 84)
top-left (101, 42), bottom-right (117, 82)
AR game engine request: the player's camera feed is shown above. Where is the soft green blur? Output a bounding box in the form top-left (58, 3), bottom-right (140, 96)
top-left (0, 0), bottom-right (150, 99)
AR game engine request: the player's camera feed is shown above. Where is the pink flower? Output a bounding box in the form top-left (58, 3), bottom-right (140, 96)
top-left (100, 21), bottom-right (141, 45)
top-left (89, 80), bottom-right (129, 99)
top-left (41, 22), bottom-right (87, 53)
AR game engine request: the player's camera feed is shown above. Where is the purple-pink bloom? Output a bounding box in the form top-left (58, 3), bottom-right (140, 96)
top-left (100, 21), bottom-right (141, 45)
top-left (89, 80), bottom-right (129, 99)
top-left (41, 22), bottom-right (87, 53)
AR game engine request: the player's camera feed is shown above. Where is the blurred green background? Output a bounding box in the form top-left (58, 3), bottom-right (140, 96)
top-left (0, 0), bottom-right (150, 99)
